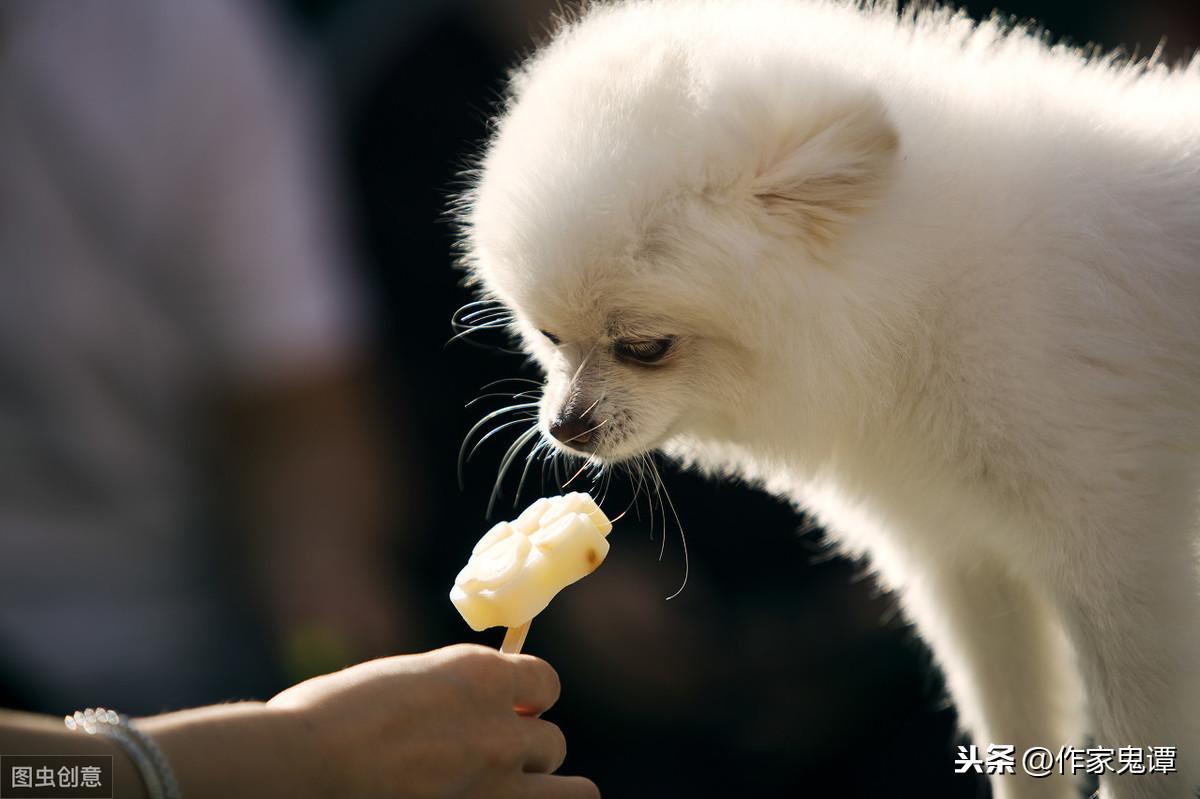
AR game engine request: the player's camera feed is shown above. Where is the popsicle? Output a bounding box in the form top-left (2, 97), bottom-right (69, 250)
top-left (450, 492), bottom-right (614, 654)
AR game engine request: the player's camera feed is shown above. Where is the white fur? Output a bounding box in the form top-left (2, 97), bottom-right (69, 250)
top-left (461, 3), bottom-right (1200, 797)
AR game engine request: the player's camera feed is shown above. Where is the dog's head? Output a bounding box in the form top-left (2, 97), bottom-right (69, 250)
top-left (460, 3), bottom-right (899, 463)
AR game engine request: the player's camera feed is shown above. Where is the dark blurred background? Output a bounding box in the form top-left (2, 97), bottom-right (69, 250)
top-left (1, 1), bottom-right (1196, 797)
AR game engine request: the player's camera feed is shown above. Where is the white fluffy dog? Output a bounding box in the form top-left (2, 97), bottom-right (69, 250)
top-left (460, 2), bottom-right (1200, 797)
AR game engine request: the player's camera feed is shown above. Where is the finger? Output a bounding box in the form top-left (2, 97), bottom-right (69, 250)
top-left (517, 774), bottom-right (601, 799)
top-left (504, 654), bottom-right (561, 715)
top-left (521, 718), bottom-right (567, 774)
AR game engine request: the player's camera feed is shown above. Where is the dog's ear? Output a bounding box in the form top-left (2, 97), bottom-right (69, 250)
top-left (749, 96), bottom-right (898, 250)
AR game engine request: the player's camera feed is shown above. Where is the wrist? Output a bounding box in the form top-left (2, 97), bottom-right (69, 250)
top-left (65, 709), bottom-right (178, 799)
top-left (137, 702), bottom-right (308, 799)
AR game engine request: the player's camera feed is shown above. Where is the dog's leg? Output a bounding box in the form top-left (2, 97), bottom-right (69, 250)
top-left (1046, 514), bottom-right (1200, 799)
top-left (898, 556), bottom-right (1085, 799)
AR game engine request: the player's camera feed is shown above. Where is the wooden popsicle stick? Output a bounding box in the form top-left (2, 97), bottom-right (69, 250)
top-left (500, 620), bottom-right (531, 654)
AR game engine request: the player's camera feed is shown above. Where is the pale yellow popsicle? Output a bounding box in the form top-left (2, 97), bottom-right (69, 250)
top-left (450, 493), bottom-right (613, 645)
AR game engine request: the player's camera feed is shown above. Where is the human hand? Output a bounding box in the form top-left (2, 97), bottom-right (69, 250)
top-left (268, 644), bottom-right (599, 799)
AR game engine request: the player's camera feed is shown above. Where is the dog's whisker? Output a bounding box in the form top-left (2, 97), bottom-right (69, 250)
top-left (458, 401), bottom-right (540, 488)
top-left (553, 451), bottom-right (567, 488)
top-left (579, 393), bottom-right (604, 419)
top-left (446, 320), bottom-right (514, 347)
top-left (487, 424), bottom-right (540, 518)
top-left (449, 306), bottom-right (513, 336)
top-left (640, 454), bottom-right (667, 556)
top-left (450, 300), bottom-right (504, 325)
top-left (466, 391), bottom-right (519, 407)
top-left (452, 313), bottom-right (514, 331)
top-left (653, 466), bottom-right (668, 561)
top-left (599, 466), bottom-right (614, 506)
top-left (568, 342), bottom-right (599, 386)
top-left (586, 461), bottom-right (604, 494)
top-left (619, 473), bottom-right (642, 520)
top-left (514, 437), bottom-right (549, 508)
top-left (496, 424), bottom-right (539, 482)
top-left (466, 415), bottom-right (539, 464)
top-left (446, 300), bottom-right (517, 345)
top-left (452, 313), bottom-right (512, 327)
top-left (637, 453), bottom-right (656, 537)
top-left (462, 401), bottom-right (539, 436)
top-left (459, 307), bottom-right (514, 324)
top-left (561, 458), bottom-right (591, 489)
top-left (465, 390), bottom-right (539, 408)
top-left (634, 455), bottom-right (650, 522)
top-left (646, 457), bottom-right (689, 600)
top-left (479, 377), bottom-right (540, 390)
top-left (537, 450), bottom-right (547, 495)
top-left (560, 417), bottom-right (609, 447)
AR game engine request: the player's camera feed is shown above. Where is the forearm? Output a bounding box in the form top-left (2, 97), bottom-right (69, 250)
top-left (1, 703), bottom-right (305, 799)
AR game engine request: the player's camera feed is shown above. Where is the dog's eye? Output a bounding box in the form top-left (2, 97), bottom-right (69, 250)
top-left (614, 337), bottom-right (675, 365)
top-left (539, 330), bottom-right (561, 345)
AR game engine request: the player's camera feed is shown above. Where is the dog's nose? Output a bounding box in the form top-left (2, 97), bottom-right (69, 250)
top-left (550, 412), bottom-right (598, 450)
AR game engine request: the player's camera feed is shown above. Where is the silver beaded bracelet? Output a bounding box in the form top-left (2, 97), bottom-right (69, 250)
top-left (65, 708), bottom-right (181, 799)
